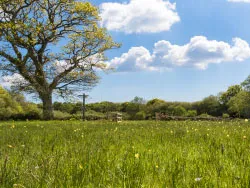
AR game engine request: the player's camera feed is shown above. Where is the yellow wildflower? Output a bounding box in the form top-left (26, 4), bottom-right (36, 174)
top-left (135, 153), bottom-right (139, 159)
top-left (79, 164), bottom-right (83, 169)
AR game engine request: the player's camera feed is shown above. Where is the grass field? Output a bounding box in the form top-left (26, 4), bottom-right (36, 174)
top-left (1, 120), bottom-right (250, 187)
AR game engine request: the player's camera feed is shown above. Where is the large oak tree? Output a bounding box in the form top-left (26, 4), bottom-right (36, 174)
top-left (0, 0), bottom-right (119, 120)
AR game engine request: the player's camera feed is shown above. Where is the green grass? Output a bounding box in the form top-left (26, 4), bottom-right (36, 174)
top-left (1, 120), bottom-right (250, 187)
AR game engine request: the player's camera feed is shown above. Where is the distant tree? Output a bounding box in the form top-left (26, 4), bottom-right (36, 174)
top-left (228, 91), bottom-right (250, 118)
top-left (198, 95), bottom-right (222, 116)
top-left (242, 75), bottom-right (250, 92)
top-left (131, 96), bottom-right (146, 104)
top-left (146, 98), bottom-right (165, 106)
top-left (219, 85), bottom-right (242, 105)
top-left (173, 106), bottom-right (187, 116)
top-left (0, 0), bottom-right (119, 120)
top-left (186, 110), bottom-right (197, 117)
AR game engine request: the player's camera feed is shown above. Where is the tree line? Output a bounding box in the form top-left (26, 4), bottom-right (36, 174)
top-left (1, 75), bottom-right (250, 120)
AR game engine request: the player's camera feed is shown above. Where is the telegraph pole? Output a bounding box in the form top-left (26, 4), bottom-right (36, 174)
top-left (79, 93), bottom-right (88, 121)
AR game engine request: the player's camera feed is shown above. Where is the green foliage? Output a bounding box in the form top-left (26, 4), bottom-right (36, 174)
top-left (198, 113), bottom-right (213, 118)
top-left (53, 111), bottom-right (72, 120)
top-left (87, 102), bottom-right (121, 113)
top-left (222, 113), bottom-right (230, 118)
top-left (131, 96), bottom-right (146, 104)
top-left (242, 75), bottom-right (250, 92)
top-left (173, 106), bottom-right (187, 116)
top-left (85, 110), bottom-right (106, 120)
top-left (198, 95), bottom-right (222, 116)
top-left (228, 91), bottom-right (250, 118)
top-left (219, 85), bottom-right (242, 105)
top-left (0, 87), bottom-right (23, 120)
top-left (135, 111), bottom-right (146, 120)
top-left (186, 110), bottom-right (197, 117)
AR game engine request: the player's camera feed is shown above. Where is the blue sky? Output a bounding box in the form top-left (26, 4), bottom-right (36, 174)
top-left (2, 0), bottom-right (250, 103)
top-left (83, 0), bottom-right (250, 103)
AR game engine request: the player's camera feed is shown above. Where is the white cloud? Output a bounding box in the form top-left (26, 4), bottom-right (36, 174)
top-left (100, 0), bottom-right (180, 33)
top-left (228, 0), bottom-right (250, 2)
top-left (107, 36), bottom-right (250, 71)
top-left (1, 73), bottom-right (27, 88)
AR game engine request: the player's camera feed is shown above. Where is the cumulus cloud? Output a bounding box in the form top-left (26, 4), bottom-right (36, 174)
top-left (1, 73), bottom-right (27, 88)
top-left (107, 36), bottom-right (250, 71)
top-left (228, 0), bottom-right (250, 2)
top-left (100, 0), bottom-right (180, 33)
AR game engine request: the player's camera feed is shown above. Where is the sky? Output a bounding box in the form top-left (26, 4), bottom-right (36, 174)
top-left (2, 0), bottom-right (250, 103)
top-left (84, 0), bottom-right (250, 103)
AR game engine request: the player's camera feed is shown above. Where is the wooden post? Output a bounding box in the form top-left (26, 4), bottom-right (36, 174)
top-left (117, 113), bottom-right (122, 123)
top-left (78, 93), bottom-right (88, 121)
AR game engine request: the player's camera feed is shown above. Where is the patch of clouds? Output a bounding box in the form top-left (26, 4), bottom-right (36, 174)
top-left (100, 0), bottom-right (180, 34)
top-left (107, 36), bottom-right (250, 71)
top-left (1, 73), bottom-right (27, 88)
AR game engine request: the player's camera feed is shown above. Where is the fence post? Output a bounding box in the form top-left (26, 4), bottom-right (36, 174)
top-left (116, 113), bottom-right (122, 123)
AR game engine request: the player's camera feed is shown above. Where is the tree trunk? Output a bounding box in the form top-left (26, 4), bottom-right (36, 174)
top-left (41, 93), bottom-right (54, 120)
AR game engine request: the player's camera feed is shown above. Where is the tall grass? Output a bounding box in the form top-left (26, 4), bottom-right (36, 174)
top-left (1, 120), bottom-right (250, 187)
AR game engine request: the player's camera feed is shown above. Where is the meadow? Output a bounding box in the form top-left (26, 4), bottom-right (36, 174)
top-left (1, 120), bottom-right (250, 187)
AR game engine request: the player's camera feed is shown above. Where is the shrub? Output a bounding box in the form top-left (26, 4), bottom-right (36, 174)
top-left (53, 111), bottom-right (72, 120)
top-left (173, 106), bottom-right (187, 116)
top-left (198, 113), bottom-right (213, 118)
top-left (222, 113), bottom-right (230, 118)
top-left (186, 110), bottom-right (197, 117)
top-left (135, 111), bottom-right (146, 120)
top-left (85, 110), bottom-right (106, 120)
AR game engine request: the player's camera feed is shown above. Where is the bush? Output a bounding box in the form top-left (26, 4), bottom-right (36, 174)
top-left (186, 110), bottom-right (197, 117)
top-left (173, 106), bottom-right (187, 116)
top-left (135, 111), bottom-right (146, 120)
top-left (198, 113), bottom-right (213, 118)
top-left (0, 87), bottom-right (23, 120)
top-left (222, 113), bottom-right (230, 118)
top-left (85, 110), bottom-right (106, 120)
top-left (54, 111), bottom-right (72, 120)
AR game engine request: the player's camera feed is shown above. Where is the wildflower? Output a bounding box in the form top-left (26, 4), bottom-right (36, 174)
top-left (11, 125), bottom-right (15, 129)
top-left (79, 164), bottom-right (83, 169)
top-left (155, 165), bottom-right (159, 168)
top-left (7, 145), bottom-right (13, 148)
top-left (245, 119), bottom-right (249, 122)
top-left (227, 135), bottom-right (230, 137)
top-left (21, 145), bottom-right (25, 147)
top-left (243, 136), bottom-right (247, 139)
top-left (195, 177), bottom-right (202, 182)
top-left (135, 153), bottom-right (139, 159)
